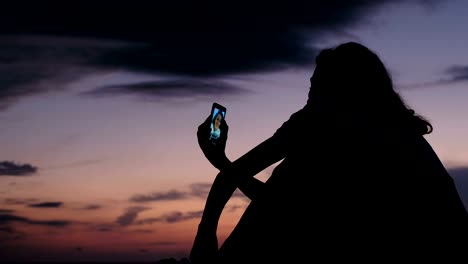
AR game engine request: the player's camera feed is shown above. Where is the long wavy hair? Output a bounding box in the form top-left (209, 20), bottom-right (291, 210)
top-left (307, 42), bottom-right (432, 135)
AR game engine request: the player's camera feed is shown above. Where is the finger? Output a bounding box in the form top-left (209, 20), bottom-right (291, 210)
top-left (198, 114), bottom-right (211, 127)
top-left (197, 115), bottom-right (212, 137)
top-left (203, 114), bottom-right (212, 125)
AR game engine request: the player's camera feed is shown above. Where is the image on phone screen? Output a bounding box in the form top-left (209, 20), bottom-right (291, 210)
top-left (209, 104), bottom-right (226, 144)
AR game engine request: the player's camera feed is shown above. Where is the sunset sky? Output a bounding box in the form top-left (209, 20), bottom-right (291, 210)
top-left (1, 0), bottom-right (468, 262)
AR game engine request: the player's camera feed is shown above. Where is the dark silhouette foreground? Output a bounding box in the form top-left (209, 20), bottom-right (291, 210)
top-left (191, 42), bottom-right (468, 263)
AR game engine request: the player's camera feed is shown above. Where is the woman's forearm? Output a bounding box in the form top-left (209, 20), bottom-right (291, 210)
top-left (200, 137), bottom-right (285, 232)
top-left (220, 156), bottom-right (265, 201)
top-left (238, 177), bottom-right (265, 201)
top-left (199, 170), bottom-right (237, 232)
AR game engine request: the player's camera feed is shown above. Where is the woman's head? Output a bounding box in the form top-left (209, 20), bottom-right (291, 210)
top-left (213, 112), bottom-right (223, 130)
top-left (308, 42), bottom-right (432, 135)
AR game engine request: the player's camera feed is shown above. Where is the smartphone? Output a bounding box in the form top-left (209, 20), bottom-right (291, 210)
top-left (209, 102), bottom-right (227, 145)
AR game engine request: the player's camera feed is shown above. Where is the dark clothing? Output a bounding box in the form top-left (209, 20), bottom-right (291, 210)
top-left (218, 105), bottom-right (468, 263)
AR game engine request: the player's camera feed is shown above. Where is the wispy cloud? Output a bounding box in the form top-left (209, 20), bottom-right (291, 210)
top-left (189, 183), bottom-right (246, 199)
top-left (399, 64), bottom-right (468, 89)
top-left (226, 204), bottom-right (245, 213)
top-left (130, 183), bottom-right (248, 204)
top-left (162, 211), bottom-right (204, 223)
top-left (116, 206), bottom-right (151, 226)
top-left (0, 161), bottom-right (38, 176)
top-left (441, 65), bottom-right (468, 83)
top-left (4, 198), bottom-right (39, 205)
top-left (189, 183), bottom-right (213, 199)
top-left (83, 222), bottom-right (153, 234)
top-left (0, 35), bottom-right (129, 111)
top-left (80, 204), bottom-right (102, 210)
top-left (83, 79), bottom-right (250, 101)
top-left (28, 202), bottom-right (63, 208)
top-left (134, 210), bottom-right (204, 225)
top-left (0, 213), bottom-right (70, 227)
top-left (0, 212), bottom-right (70, 246)
top-left (129, 190), bottom-right (190, 203)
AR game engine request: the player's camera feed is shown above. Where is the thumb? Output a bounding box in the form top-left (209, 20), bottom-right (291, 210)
top-left (199, 115), bottom-right (212, 129)
top-left (198, 115), bottom-right (212, 137)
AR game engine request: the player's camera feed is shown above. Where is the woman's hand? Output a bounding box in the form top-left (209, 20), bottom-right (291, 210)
top-left (197, 115), bottom-right (230, 170)
top-left (197, 114), bottom-right (266, 200)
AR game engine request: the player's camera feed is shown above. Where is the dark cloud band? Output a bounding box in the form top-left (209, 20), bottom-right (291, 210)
top-left (0, 161), bottom-right (37, 176)
top-left (0, 1), bottom-right (436, 110)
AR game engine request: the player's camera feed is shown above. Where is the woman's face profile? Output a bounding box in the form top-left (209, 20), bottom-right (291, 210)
top-left (214, 113), bottom-right (222, 130)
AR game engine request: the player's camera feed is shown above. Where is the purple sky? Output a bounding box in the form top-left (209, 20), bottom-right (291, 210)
top-left (1, 0), bottom-right (468, 262)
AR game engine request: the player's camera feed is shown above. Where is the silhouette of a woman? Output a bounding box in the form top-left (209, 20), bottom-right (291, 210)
top-left (191, 42), bottom-right (468, 263)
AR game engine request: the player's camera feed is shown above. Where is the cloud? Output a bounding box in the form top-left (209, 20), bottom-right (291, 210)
top-left (129, 190), bottom-right (190, 203)
top-left (400, 64), bottom-right (468, 89)
top-left (226, 204), bottom-right (245, 213)
top-left (0, 161), bottom-right (38, 176)
top-left (83, 79), bottom-right (250, 101)
top-left (162, 211), bottom-right (204, 223)
top-left (84, 222), bottom-right (153, 233)
top-left (116, 206), bottom-right (151, 226)
top-left (441, 65), bottom-right (468, 83)
top-left (0, 211), bottom-right (71, 244)
top-left (189, 183), bottom-right (213, 198)
top-left (0, 35), bottom-right (129, 110)
top-left (4, 198), bottom-right (39, 205)
top-left (0, 1), bottom-right (437, 110)
top-left (448, 167), bottom-right (468, 210)
top-left (69, 202), bottom-right (103, 211)
top-left (28, 202), bottom-right (63, 208)
top-left (80, 204), bottom-right (102, 210)
top-left (0, 213), bottom-right (70, 227)
top-left (190, 182), bottom-right (248, 199)
top-left (0, 1), bottom-right (378, 75)
top-left (135, 210), bottom-right (204, 225)
top-left (127, 191), bottom-right (243, 220)
top-left (130, 183), bottom-right (248, 204)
